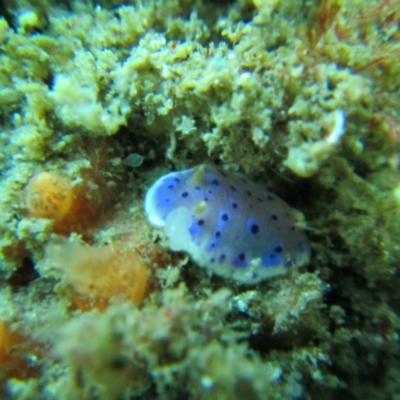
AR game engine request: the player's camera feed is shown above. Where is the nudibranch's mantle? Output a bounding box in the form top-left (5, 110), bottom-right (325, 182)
top-left (145, 165), bottom-right (310, 284)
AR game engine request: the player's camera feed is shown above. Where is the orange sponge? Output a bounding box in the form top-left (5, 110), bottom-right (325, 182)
top-left (45, 240), bottom-right (149, 311)
top-left (0, 321), bottom-right (40, 380)
top-left (25, 171), bottom-right (102, 237)
top-left (0, 321), bottom-right (11, 366)
top-left (26, 172), bottom-right (73, 221)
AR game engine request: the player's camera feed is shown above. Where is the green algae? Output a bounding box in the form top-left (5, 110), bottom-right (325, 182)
top-left (0, 0), bottom-right (400, 399)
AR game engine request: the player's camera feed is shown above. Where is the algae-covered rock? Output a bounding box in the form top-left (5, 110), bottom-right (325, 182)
top-left (0, 0), bottom-right (400, 399)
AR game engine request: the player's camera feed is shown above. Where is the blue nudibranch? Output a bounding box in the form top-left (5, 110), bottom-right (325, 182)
top-left (145, 165), bottom-right (310, 284)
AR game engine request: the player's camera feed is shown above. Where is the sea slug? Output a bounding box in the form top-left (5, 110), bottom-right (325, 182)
top-left (145, 165), bottom-right (310, 284)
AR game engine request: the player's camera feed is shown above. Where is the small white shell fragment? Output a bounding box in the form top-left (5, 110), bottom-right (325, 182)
top-left (123, 153), bottom-right (144, 168)
top-left (284, 109), bottom-right (346, 177)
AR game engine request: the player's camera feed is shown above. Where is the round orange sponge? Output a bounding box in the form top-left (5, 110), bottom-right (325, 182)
top-left (26, 172), bottom-right (73, 220)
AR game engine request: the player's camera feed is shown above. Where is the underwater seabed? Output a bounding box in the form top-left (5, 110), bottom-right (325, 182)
top-left (0, 0), bottom-right (400, 399)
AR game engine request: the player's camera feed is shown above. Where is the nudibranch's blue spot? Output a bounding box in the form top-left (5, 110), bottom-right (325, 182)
top-left (189, 219), bottom-right (205, 238)
top-left (144, 164), bottom-right (311, 284)
top-left (247, 218), bottom-right (261, 235)
top-left (220, 211), bottom-right (230, 222)
top-left (156, 195), bottom-right (175, 210)
top-left (229, 198), bottom-right (239, 209)
top-left (211, 177), bottom-right (220, 186)
top-left (233, 252), bottom-right (248, 268)
top-left (217, 211), bottom-right (231, 231)
top-left (262, 243), bottom-right (284, 267)
top-left (206, 240), bottom-right (218, 251)
top-left (269, 213), bottom-right (278, 221)
top-left (262, 252), bottom-right (282, 267)
top-left (206, 230), bottom-right (223, 252)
